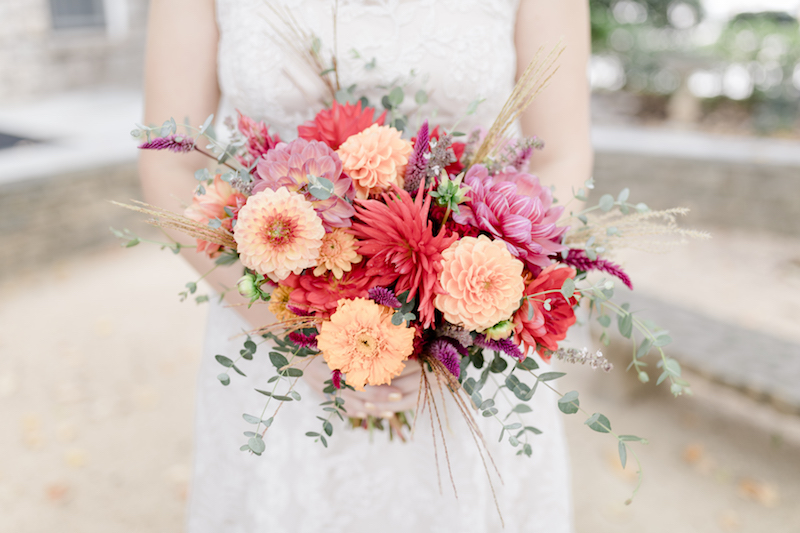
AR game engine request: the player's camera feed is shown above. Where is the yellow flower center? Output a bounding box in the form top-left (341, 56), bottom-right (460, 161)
top-left (354, 331), bottom-right (379, 357)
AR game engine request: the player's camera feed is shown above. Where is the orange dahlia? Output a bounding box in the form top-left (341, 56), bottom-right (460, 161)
top-left (317, 298), bottom-right (415, 391)
top-left (350, 186), bottom-right (458, 328)
top-left (336, 124), bottom-right (412, 198)
top-left (435, 235), bottom-right (525, 331)
top-left (313, 228), bottom-right (362, 279)
top-left (233, 187), bottom-right (325, 282)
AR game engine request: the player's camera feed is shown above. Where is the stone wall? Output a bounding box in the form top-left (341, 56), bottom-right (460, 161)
top-left (592, 151), bottom-right (800, 238)
top-left (0, 162), bottom-right (144, 278)
top-left (0, 0), bottom-right (148, 102)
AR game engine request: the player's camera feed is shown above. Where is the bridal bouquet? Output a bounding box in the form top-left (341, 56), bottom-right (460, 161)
top-left (118, 38), bottom-right (706, 505)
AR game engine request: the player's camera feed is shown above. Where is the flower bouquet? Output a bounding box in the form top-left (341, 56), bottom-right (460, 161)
top-left (118, 37), bottom-right (707, 507)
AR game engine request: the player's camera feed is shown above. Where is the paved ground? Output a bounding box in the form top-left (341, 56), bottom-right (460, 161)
top-left (1, 234), bottom-right (799, 532)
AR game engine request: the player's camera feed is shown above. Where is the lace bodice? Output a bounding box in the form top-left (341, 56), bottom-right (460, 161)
top-left (216, 0), bottom-right (521, 139)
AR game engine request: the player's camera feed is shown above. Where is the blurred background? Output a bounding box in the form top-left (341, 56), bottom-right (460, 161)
top-left (1, 1), bottom-right (799, 531)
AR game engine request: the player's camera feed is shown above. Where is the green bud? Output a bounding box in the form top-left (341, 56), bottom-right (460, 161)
top-left (484, 320), bottom-right (514, 341)
top-left (237, 274), bottom-right (260, 301)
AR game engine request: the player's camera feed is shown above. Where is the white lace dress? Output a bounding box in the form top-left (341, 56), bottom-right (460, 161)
top-left (187, 1), bottom-right (574, 531)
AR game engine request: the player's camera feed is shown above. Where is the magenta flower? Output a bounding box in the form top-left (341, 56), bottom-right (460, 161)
top-left (428, 339), bottom-right (462, 377)
top-left (454, 164), bottom-right (567, 272)
top-left (253, 138), bottom-right (356, 230)
top-left (236, 110), bottom-right (281, 166)
top-left (138, 135), bottom-right (194, 153)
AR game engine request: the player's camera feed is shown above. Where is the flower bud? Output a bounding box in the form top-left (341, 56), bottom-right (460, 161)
top-left (483, 320), bottom-right (514, 341)
top-left (237, 273), bottom-right (260, 301)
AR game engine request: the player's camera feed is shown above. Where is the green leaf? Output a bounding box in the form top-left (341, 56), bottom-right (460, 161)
top-left (508, 435), bottom-right (520, 447)
top-left (320, 435), bottom-right (328, 448)
top-left (231, 364), bottom-right (246, 377)
top-left (248, 436), bottom-right (266, 454)
top-left (538, 372), bottom-right (566, 382)
top-left (618, 441), bottom-right (628, 469)
top-left (505, 374), bottom-right (533, 401)
top-left (584, 413), bottom-right (612, 433)
top-left (511, 403), bottom-right (533, 414)
top-left (269, 352), bottom-right (289, 369)
top-left (636, 337), bottom-right (653, 358)
top-left (451, 131), bottom-right (466, 136)
top-left (307, 175), bottom-right (335, 201)
top-left (186, 282), bottom-right (197, 294)
top-left (289, 391), bottom-right (301, 401)
top-left (597, 315), bottom-right (611, 328)
top-left (617, 188), bottom-right (630, 203)
top-left (391, 312), bottom-right (405, 326)
top-left (306, 432), bottom-right (320, 437)
top-left (617, 312), bottom-right (633, 339)
top-left (199, 114), bottom-right (215, 134)
top-left (271, 395), bottom-right (293, 402)
top-left (215, 355), bottom-right (233, 367)
top-left (479, 399), bottom-right (495, 410)
top-left (389, 86), bottom-right (404, 107)
top-left (598, 194), bottom-right (615, 212)
top-left (489, 354), bottom-right (508, 373)
top-left (283, 368), bottom-right (304, 378)
top-left (217, 373), bottom-right (230, 386)
top-left (653, 334), bottom-right (673, 347)
top-left (242, 414), bottom-right (261, 424)
top-left (465, 97), bottom-right (484, 115)
top-left (515, 357), bottom-right (539, 371)
top-left (244, 339), bottom-right (257, 353)
top-left (125, 238), bottom-right (140, 248)
top-left (214, 252), bottom-right (239, 266)
top-left (323, 420), bottom-right (333, 436)
top-left (619, 434), bottom-right (647, 443)
top-left (414, 89), bottom-right (428, 105)
top-left (557, 391), bottom-right (580, 414)
top-left (561, 278), bottom-right (575, 299)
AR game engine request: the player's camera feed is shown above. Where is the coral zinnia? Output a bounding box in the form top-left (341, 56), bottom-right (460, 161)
top-left (298, 100), bottom-right (386, 150)
top-left (350, 186), bottom-right (458, 328)
top-left (253, 138), bottom-right (356, 230)
top-left (313, 228), bottom-right (362, 279)
top-left (454, 164), bottom-right (567, 274)
top-left (282, 262), bottom-right (393, 318)
top-left (317, 298), bottom-right (415, 391)
top-left (513, 264), bottom-right (578, 362)
top-left (337, 124), bottom-right (412, 199)
top-left (185, 175), bottom-right (246, 257)
top-left (435, 235), bottom-right (525, 331)
top-left (233, 187), bottom-right (325, 282)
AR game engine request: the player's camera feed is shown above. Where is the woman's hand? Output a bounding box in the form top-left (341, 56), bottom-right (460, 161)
top-left (301, 355), bottom-right (426, 418)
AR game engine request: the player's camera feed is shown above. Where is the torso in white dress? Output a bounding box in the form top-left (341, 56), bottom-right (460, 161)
top-left (188, 1), bottom-right (574, 531)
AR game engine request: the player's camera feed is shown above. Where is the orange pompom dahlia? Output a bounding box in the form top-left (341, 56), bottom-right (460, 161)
top-left (435, 235), bottom-right (525, 331)
top-left (317, 298), bottom-right (415, 391)
top-left (336, 124), bottom-right (412, 198)
top-left (233, 187), bottom-right (325, 282)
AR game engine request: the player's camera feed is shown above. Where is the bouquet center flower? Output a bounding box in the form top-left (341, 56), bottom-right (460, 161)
top-left (263, 216), bottom-right (298, 247)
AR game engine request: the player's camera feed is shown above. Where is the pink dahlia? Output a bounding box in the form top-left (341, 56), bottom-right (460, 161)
top-left (185, 175), bottom-right (246, 257)
top-left (236, 110), bottom-right (281, 167)
top-left (233, 187), bottom-right (325, 282)
top-left (298, 100), bottom-right (386, 151)
top-left (350, 186), bottom-right (458, 328)
top-left (253, 138), bottom-right (356, 230)
top-left (454, 164), bottom-right (567, 274)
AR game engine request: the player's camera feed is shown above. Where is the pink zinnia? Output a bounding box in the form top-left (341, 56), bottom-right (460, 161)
top-left (454, 164), bottom-right (567, 273)
top-left (253, 138), bottom-right (356, 230)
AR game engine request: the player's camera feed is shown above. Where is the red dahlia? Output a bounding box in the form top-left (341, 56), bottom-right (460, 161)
top-left (350, 187), bottom-right (458, 328)
top-left (298, 101), bottom-right (387, 150)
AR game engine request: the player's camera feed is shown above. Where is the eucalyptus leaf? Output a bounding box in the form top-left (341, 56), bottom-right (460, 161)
top-left (538, 372), bottom-right (566, 382)
top-left (242, 414), bottom-right (261, 424)
top-left (557, 391), bottom-right (580, 414)
top-left (618, 313), bottom-right (633, 339)
top-left (215, 355), bottom-right (233, 368)
top-left (248, 436), bottom-right (266, 454)
top-left (217, 373), bottom-right (230, 386)
top-left (598, 194), bottom-right (615, 212)
top-left (561, 278), bottom-right (575, 299)
top-left (585, 413), bottom-right (612, 433)
top-left (618, 441), bottom-right (628, 469)
top-left (269, 352), bottom-right (289, 369)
